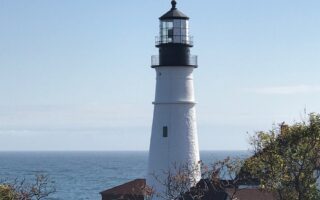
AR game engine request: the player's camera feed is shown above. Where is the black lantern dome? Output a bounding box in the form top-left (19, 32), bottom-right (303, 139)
top-left (152, 0), bottom-right (197, 68)
top-left (159, 0), bottom-right (189, 20)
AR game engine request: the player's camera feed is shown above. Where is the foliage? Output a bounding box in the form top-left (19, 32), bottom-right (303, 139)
top-left (0, 174), bottom-right (55, 200)
top-left (151, 162), bottom-right (202, 199)
top-left (205, 157), bottom-right (246, 199)
top-left (243, 113), bottom-right (320, 200)
top-left (150, 158), bottom-right (246, 200)
top-left (0, 184), bottom-right (18, 200)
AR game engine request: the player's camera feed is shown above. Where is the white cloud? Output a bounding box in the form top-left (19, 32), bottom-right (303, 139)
top-left (245, 85), bottom-right (320, 95)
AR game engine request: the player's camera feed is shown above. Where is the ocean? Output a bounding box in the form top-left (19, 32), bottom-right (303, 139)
top-left (0, 151), bottom-right (248, 200)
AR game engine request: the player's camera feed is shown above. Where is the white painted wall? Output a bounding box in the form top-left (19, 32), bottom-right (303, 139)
top-left (147, 66), bottom-right (201, 198)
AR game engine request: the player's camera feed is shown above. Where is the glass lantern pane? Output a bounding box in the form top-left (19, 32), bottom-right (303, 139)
top-left (173, 19), bottom-right (181, 28)
top-left (162, 27), bottom-right (166, 33)
top-left (166, 21), bottom-right (173, 28)
top-left (168, 29), bottom-right (173, 37)
top-left (173, 36), bottom-right (181, 43)
top-left (182, 36), bottom-right (186, 43)
top-left (181, 20), bottom-right (187, 28)
top-left (181, 28), bottom-right (186, 36)
top-left (173, 28), bottom-right (180, 36)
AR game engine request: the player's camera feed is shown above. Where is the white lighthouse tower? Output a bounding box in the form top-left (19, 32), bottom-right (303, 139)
top-left (147, 0), bottom-right (201, 196)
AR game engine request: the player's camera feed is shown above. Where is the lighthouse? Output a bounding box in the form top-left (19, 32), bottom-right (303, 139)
top-left (147, 0), bottom-right (201, 196)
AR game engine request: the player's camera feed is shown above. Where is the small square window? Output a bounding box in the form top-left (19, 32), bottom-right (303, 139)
top-left (163, 126), bottom-right (168, 138)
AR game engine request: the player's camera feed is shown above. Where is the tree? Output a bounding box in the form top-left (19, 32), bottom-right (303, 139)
top-left (0, 174), bottom-right (56, 200)
top-left (243, 113), bottom-right (320, 200)
top-left (0, 184), bottom-right (17, 200)
top-left (150, 158), bottom-right (246, 200)
top-left (150, 163), bottom-right (203, 200)
top-left (206, 157), bottom-right (246, 200)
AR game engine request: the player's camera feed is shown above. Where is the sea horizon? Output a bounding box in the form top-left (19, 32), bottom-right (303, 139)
top-left (0, 151), bottom-right (250, 199)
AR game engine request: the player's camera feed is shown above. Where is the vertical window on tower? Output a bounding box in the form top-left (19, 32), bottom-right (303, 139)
top-left (163, 126), bottom-right (168, 138)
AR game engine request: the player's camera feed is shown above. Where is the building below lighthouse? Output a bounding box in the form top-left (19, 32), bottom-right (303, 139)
top-left (147, 0), bottom-right (201, 197)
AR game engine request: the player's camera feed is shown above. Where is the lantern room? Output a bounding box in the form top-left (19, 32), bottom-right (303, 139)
top-left (152, 0), bottom-right (197, 67)
top-left (156, 0), bottom-right (193, 46)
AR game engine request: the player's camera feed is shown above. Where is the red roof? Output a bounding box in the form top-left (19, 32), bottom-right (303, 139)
top-left (100, 179), bottom-right (146, 196)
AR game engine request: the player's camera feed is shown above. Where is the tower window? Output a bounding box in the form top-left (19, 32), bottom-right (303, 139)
top-left (163, 126), bottom-right (168, 138)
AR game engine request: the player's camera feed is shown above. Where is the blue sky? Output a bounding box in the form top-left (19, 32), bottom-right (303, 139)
top-left (0, 0), bottom-right (320, 151)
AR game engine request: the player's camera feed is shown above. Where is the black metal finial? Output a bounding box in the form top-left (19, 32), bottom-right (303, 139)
top-left (171, 0), bottom-right (177, 10)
